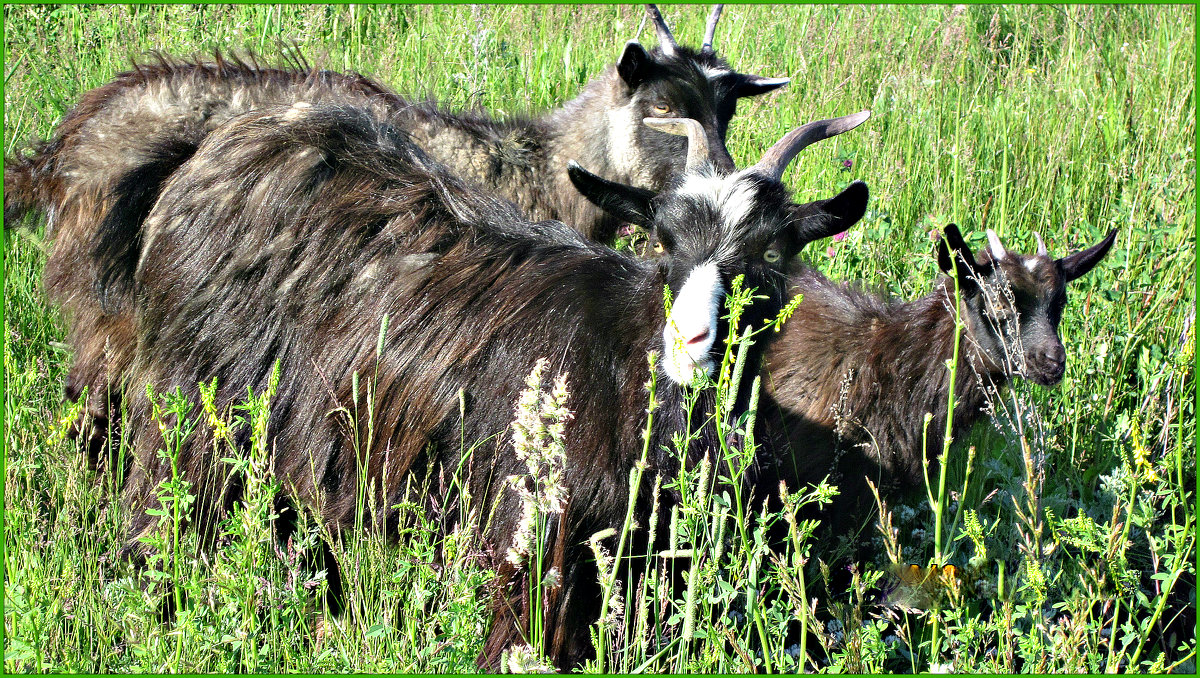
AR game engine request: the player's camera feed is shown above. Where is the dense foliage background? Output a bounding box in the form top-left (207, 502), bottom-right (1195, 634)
top-left (4, 4), bottom-right (1194, 673)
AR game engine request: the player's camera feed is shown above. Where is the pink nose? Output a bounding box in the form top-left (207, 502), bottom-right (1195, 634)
top-left (685, 328), bottom-right (710, 346)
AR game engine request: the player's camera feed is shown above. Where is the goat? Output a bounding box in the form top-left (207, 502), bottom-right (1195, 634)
top-left (758, 224), bottom-right (1118, 533)
top-left (116, 102), bottom-right (868, 668)
top-left (5, 6), bottom-right (789, 462)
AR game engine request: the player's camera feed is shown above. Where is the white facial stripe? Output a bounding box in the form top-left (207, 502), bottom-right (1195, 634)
top-left (676, 170), bottom-right (757, 230)
top-left (663, 261), bottom-right (723, 384)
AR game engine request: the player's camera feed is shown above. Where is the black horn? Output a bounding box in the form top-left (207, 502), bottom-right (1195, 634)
top-left (646, 4), bottom-right (680, 56)
top-left (701, 5), bottom-right (724, 53)
top-left (751, 110), bottom-right (871, 182)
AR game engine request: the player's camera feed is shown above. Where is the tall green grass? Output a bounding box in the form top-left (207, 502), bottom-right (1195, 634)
top-left (4, 4), bottom-right (1195, 673)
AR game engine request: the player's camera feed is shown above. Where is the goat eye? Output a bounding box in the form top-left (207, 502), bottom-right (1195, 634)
top-left (653, 241), bottom-right (665, 254)
top-left (652, 103), bottom-right (672, 116)
top-left (763, 248), bottom-right (782, 264)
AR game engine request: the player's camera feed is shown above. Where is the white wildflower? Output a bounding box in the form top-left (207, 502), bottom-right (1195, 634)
top-left (506, 359), bottom-right (573, 569)
top-left (541, 566), bottom-right (562, 590)
top-left (503, 643), bottom-right (556, 674)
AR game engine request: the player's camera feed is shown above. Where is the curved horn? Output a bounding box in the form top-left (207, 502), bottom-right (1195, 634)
top-left (701, 5), bottom-right (724, 54)
top-left (751, 110), bottom-right (871, 181)
top-left (985, 228), bottom-right (1008, 261)
top-left (643, 118), bottom-right (709, 170)
top-left (1034, 231), bottom-right (1048, 256)
top-left (646, 4), bottom-right (679, 56)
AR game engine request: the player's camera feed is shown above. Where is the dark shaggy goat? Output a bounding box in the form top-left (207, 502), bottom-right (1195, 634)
top-left (117, 103), bottom-right (868, 668)
top-left (4, 5), bottom-right (788, 460)
top-left (758, 224), bottom-right (1118, 531)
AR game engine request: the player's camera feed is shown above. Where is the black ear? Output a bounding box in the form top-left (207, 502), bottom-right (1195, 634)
top-left (936, 223), bottom-right (982, 291)
top-left (617, 41), bottom-right (653, 89)
top-left (789, 180), bottom-right (868, 247)
top-left (567, 161), bottom-right (656, 227)
top-left (1057, 228), bottom-right (1117, 282)
top-left (735, 73), bottom-right (791, 98)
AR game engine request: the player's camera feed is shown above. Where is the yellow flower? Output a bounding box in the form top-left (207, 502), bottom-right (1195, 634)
top-left (1131, 417), bottom-right (1159, 483)
top-left (49, 400), bottom-right (86, 447)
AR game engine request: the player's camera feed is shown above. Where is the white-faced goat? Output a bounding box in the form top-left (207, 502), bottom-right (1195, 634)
top-left (758, 224), bottom-right (1117, 529)
top-left (117, 103), bottom-right (868, 668)
top-left (4, 6), bottom-right (789, 458)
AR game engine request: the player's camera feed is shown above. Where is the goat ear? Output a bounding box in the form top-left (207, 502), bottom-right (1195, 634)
top-left (1056, 228), bottom-right (1117, 282)
top-left (936, 224), bottom-right (981, 290)
top-left (789, 180), bottom-right (868, 247)
top-left (617, 41), bottom-right (653, 89)
top-left (735, 73), bottom-right (791, 98)
top-left (567, 161), bottom-right (656, 226)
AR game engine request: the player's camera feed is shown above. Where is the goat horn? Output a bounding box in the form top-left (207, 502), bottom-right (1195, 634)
top-left (985, 229), bottom-right (1008, 261)
top-left (701, 5), bottom-right (724, 54)
top-left (643, 118), bottom-right (708, 171)
top-left (751, 110), bottom-right (871, 182)
top-left (646, 4), bottom-right (679, 56)
top-left (1034, 231), bottom-right (1048, 256)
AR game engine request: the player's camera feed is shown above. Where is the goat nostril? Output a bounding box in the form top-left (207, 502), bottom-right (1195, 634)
top-left (686, 329), bottom-right (711, 346)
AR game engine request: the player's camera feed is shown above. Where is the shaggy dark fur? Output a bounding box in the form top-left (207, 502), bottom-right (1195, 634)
top-left (6, 52), bottom-right (405, 465)
top-left (5, 10), bottom-right (787, 457)
top-left (119, 103), bottom-right (865, 669)
top-left (759, 225), bottom-right (1118, 532)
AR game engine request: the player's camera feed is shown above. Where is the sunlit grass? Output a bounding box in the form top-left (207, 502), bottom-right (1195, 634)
top-left (3, 4), bottom-right (1194, 673)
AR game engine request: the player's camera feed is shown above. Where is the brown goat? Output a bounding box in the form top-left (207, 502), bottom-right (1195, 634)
top-left (758, 224), bottom-right (1118, 533)
top-left (118, 102), bottom-right (868, 668)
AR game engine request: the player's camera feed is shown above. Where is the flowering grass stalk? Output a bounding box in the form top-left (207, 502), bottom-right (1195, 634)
top-left (506, 359), bottom-right (572, 659)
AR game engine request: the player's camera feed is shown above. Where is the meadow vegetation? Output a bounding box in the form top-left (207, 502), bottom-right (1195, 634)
top-left (3, 4), bottom-right (1195, 673)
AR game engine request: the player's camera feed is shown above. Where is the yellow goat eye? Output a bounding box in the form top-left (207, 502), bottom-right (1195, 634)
top-left (653, 241), bottom-right (665, 254)
top-left (763, 248), bottom-right (782, 263)
top-left (653, 103), bottom-right (672, 116)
